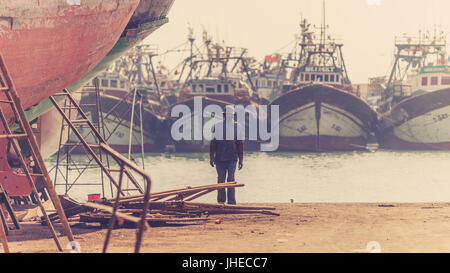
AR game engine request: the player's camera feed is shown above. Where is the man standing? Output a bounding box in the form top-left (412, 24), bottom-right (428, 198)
top-left (209, 107), bottom-right (244, 205)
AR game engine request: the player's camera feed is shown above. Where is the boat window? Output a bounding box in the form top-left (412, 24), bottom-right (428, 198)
top-left (305, 74), bottom-right (310, 81)
top-left (274, 81), bottom-right (278, 87)
top-left (199, 84), bottom-right (204, 91)
top-left (110, 80), bottom-right (118, 88)
top-left (431, 77), bottom-right (438, 86)
top-left (161, 82), bottom-right (166, 87)
top-left (206, 87), bottom-right (215, 93)
top-left (217, 85), bottom-right (222, 93)
top-left (330, 75), bottom-right (335, 82)
top-left (268, 80), bottom-right (272, 87)
top-left (336, 75), bottom-right (340, 83)
top-left (255, 79), bottom-right (259, 87)
top-left (224, 85), bottom-right (229, 93)
top-left (317, 75), bottom-right (323, 82)
top-left (101, 79), bottom-right (109, 87)
top-left (324, 74), bottom-right (329, 82)
top-left (311, 74), bottom-right (316, 81)
top-left (422, 77), bottom-right (428, 86)
top-left (192, 84), bottom-right (196, 92)
top-left (120, 81), bottom-right (125, 89)
top-left (442, 77), bottom-right (450, 85)
top-left (300, 73), bottom-right (304, 82)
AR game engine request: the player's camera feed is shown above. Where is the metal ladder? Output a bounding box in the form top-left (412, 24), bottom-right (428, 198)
top-left (49, 89), bottom-right (144, 196)
top-left (49, 89), bottom-right (153, 253)
top-left (0, 54), bottom-right (74, 252)
top-left (52, 78), bottom-right (113, 197)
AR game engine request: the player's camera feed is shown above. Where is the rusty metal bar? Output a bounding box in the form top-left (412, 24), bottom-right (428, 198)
top-left (98, 143), bottom-right (152, 253)
top-left (103, 164), bottom-right (125, 253)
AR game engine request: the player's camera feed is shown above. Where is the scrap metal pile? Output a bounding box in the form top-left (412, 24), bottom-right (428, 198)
top-left (52, 182), bottom-right (279, 228)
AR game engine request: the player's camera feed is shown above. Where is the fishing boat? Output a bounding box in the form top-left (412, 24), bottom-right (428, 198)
top-left (167, 97), bottom-right (231, 153)
top-left (251, 54), bottom-right (288, 104)
top-left (77, 82), bottom-right (168, 153)
top-left (376, 32), bottom-right (450, 150)
top-left (269, 10), bottom-right (377, 152)
top-left (168, 32), bottom-right (259, 152)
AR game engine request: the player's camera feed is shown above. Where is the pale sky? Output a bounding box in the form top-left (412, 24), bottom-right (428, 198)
top-left (145, 0), bottom-right (450, 83)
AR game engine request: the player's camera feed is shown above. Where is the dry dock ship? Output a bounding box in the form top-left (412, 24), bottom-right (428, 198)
top-left (0, 0), bottom-right (142, 121)
top-left (0, 0), bottom-right (174, 198)
top-left (23, 0), bottom-right (175, 127)
top-left (376, 33), bottom-right (450, 150)
top-left (0, 0), bottom-right (143, 198)
top-left (269, 14), bottom-right (377, 152)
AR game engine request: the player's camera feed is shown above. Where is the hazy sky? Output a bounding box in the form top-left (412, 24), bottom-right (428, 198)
top-left (146, 0), bottom-right (450, 83)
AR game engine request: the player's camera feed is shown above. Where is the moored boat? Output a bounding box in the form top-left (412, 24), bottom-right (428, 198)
top-left (269, 11), bottom-right (377, 152)
top-left (376, 32), bottom-right (450, 150)
top-left (272, 84), bottom-right (377, 152)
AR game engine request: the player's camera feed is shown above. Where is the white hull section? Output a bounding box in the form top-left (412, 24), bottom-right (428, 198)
top-left (279, 103), bottom-right (316, 137)
top-left (394, 105), bottom-right (450, 143)
top-left (278, 102), bottom-right (367, 139)
top-left (320, 103), bottom-right (368, 138)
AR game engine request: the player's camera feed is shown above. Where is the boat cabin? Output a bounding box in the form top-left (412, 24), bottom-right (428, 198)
top-left (407, 65), bottom-right (450, 95)
top-left (84, 72), bottom-right (130, 99)
top-left (181, 77), bottom-right (249, 103)
top-left (296, 66), bottom-right (344, 85)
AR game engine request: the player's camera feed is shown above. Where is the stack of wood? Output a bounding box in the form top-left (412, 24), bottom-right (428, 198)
top-left (76, 182), bottom-right (279, 227)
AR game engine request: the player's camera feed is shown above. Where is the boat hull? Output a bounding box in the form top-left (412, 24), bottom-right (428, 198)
top-left (270, 84), bottom-right (377, 152)
top-left (0, 0), bottom-right (140, 121)
top-left (21, 0), bottom-right (175, 129)
top-left (377, 88), bottom-right (450, 150)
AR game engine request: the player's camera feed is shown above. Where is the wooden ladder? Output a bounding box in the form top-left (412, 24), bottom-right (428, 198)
top-left (0, 53), bottom-right (74, 252)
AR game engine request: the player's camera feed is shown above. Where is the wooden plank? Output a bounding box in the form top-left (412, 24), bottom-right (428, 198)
top-left (84, 202), bottom-right (144, 224)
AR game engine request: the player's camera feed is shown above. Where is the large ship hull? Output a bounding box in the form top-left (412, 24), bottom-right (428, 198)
top-left (0, 0), bottom-right (142, 197)
top-left (21, 0), bottom-right (175, 128)
top-left (270, 84), bottom-right (378, 152)
top-left (0, 0), bottom-right (141, 121)
top-left (377, 88), bottom-right (450, 150)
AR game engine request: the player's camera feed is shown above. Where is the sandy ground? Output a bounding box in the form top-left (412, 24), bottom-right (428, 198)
top-left (4, 202), bottom-right (450, 253)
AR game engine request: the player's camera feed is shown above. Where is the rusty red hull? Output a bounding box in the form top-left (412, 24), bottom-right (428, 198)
top-left (0, 0), bottom-right (140, 197)
top-left (0, 0), bottom-right (140, 121)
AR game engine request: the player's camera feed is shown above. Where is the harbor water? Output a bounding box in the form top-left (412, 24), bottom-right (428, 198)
top-left (46, 150), bottom-right (450, 203)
